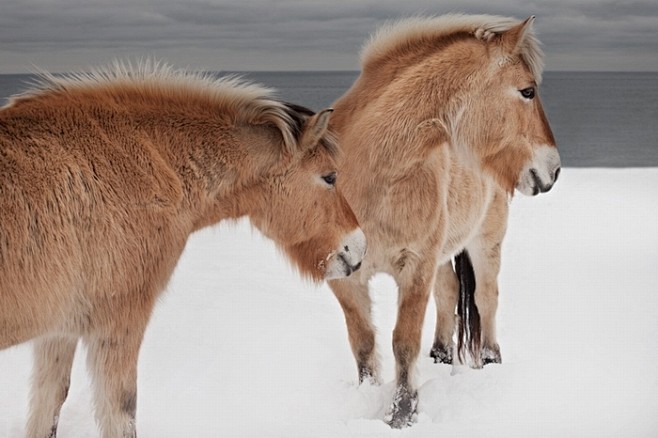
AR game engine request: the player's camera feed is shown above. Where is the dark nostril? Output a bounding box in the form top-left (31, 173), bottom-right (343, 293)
top-left (353, 261), bottom-right (362, 272)
top-left (554, 167), bottom-right (561, 182)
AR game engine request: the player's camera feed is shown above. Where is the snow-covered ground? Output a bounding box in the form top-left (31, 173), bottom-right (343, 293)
top-left (2, 168), bottom-right (657, 438)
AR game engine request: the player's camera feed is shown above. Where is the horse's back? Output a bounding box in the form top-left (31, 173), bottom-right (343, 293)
top-left (0, 96), bottom-right (188, 345)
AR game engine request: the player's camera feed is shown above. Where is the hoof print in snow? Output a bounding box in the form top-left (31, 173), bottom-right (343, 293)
top-left (384, 386), bottom-right (418, 429)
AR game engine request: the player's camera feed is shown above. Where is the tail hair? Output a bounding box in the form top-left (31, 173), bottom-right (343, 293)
top-left (455, 250), bottom-right (482, 367)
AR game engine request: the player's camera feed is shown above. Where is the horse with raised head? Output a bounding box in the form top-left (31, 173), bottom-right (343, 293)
top-left (0, 62), bottom-right (366, 437)
top-left (328, 14), bottom-right (560, 427)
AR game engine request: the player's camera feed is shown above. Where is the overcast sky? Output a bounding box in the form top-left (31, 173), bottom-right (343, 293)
top-left (1, 0), bottom-right (657, 73)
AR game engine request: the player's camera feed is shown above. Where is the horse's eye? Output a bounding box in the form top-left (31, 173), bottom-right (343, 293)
top-left (322, 172), bottom-right (337, 186)
top-left (520, 87), bottom-right (535, 99)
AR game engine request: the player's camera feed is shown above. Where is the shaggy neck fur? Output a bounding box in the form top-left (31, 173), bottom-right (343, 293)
top-left (334, 14), bottom-right (546, 196)
top-left (361, 14), bottom-right (544, 83)
top-left (3, 62), bottom-right (321, 229)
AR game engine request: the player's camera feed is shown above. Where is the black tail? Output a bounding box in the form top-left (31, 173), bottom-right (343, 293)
top-left (455, 250), bottom-right (481, 366)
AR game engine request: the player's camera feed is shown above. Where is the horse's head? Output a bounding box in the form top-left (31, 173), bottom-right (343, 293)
top-left (252, 107), bottom-right (366, 282)
top-left (457, 16), bottom-right (561, 196)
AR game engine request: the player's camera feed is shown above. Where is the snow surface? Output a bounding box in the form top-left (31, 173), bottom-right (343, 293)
top-left (2, 168), bottom-right (657, 437)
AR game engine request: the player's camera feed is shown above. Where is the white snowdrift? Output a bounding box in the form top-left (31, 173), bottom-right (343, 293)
top-left (2, 168), bottom-right (657, 437)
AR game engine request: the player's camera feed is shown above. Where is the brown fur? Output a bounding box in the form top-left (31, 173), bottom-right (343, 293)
top-left (0, 63), bottom-right (363, 437)
top-left (327, 14), bottom-right (559, 428)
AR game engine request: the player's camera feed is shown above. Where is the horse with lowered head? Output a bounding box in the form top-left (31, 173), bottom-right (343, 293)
top-left (0, 62), bottom-right (365, 437)
top-left (328, 14), bottom-right (560, 427)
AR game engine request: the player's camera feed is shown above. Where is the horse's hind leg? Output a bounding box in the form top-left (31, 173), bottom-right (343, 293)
top-left (468, 194), bottom-right (508, 365)
top-left (328, 276), bottom-right (380, 384)
top-left (430, 261), bottom-right (458, 364)
top-left (26, 335), bottom-right (78, 438)
top-left (465, 240), bottom-right (502, 365)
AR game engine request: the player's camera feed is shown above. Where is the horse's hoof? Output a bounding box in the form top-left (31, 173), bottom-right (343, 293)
top-left (358, 364), bottom-right (381, 385)
top-left (430, 343), bottom-right (453, 364)
top-left (481, 345), bottom-right (502, 365)
top-left (384, 385), bottom-right (418, 429)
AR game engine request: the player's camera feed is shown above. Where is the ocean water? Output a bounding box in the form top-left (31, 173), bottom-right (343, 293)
top-left (1, 71), bottom-right (656, 167)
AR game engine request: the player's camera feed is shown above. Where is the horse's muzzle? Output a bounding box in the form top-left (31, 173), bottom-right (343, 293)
top-left (529, 166), bottom-right (560, 195)
top-left (517, 145), bottom-right (561, 196)
top-left (325, 228), bottom-right (367, 280)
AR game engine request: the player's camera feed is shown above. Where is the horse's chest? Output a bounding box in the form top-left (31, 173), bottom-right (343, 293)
top-left (439, 179), bottom-right (495, 258)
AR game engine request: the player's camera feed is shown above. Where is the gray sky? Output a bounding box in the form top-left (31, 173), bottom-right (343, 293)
top-left (1, 0), bottom-right (657, 73)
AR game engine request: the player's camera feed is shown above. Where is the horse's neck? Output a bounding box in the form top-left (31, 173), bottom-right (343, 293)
top-left (128, 103), bottom-right (268, 226)
top-left (447, 141), bottom-right (498, 196)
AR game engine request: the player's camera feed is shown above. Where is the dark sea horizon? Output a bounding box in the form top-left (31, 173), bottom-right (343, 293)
top-left (2, 71), bottom-right (657, 168)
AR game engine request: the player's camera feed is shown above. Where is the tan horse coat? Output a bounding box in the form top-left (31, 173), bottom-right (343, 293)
top-left (0, 63), bottom-right (365, 437)
top-left (328, 14), bottom-right (560, 428)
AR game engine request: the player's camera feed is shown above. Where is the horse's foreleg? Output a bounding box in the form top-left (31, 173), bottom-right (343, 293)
top-left (85, 297), bottom-right (152, 438)
top-left (86, 329), bottom-right (144, 438)
top-left (26, 335), bottom-right (78, 438)
top-left (328, 276), bottom-right (379, 384)
top-left (386, 260), bottom-right (434, 428)
top-left (430, 261), bottom-right (459, 364)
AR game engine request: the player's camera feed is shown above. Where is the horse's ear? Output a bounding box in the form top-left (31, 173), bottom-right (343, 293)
top-left (500, 16), bottom-right (535, 55)
top-left (300, 108), bottom-right (333, 150)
